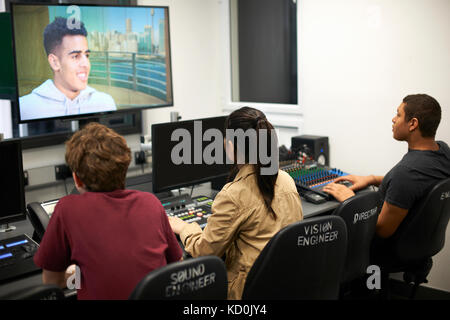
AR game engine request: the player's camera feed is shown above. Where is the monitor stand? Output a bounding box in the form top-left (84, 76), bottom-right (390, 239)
top-left (0, 223), bottom-right (17, 233)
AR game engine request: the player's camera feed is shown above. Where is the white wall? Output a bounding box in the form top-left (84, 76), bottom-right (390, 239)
top-left (0, 0), bottom-right (12, 140)
top-left (297, 0), bottom-right (450, 291)
top-left (0, 100), bottom-right (12, 139)
top-left (299, 0), bottom-right (450, 175)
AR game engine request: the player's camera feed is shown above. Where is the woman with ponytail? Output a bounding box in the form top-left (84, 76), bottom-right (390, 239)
top-left (169, 107), bottom-right (303, 299)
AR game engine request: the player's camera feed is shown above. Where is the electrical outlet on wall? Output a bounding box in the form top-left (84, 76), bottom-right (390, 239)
top-left (140, 135), bottom-right (152, 151)
top-left (134, 151), bottom-right (147, 165)
top-left (55, 164), bottom-right (72, 180)
top-left (23, 170), bottom-right (29, 186)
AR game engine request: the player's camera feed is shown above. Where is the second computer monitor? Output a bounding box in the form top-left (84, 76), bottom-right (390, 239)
top-left (152, 116), bottom-right (232, 193)
top-left (0, 139), bottom-right (26, 228)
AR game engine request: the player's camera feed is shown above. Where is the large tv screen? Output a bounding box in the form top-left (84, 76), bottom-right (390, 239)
top-left (11, 3), bottom-right (173, 123)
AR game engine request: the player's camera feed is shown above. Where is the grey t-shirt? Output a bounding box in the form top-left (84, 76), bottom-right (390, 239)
top-left (379, 140), bottom-right (450, 210)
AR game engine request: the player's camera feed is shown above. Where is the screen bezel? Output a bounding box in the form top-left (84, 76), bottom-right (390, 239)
top-left (16, 108), bottom-right (143, 150)
top-left (10, 2), bottom-right (174, 124)
top-left (152, 116), bottom-right (232, 194)
top-left (0, 139), bottom-right (26, 225)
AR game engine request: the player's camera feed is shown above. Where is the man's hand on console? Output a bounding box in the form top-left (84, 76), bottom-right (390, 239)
top-left (323, 183), bottom-right (355, 202)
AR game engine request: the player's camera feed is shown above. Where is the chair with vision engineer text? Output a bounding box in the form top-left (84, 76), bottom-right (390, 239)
top-left (242, 215), bottom-right (347, 300)
top-left (129, 255), bottom-right (228, 300)
top-left (374, 178), bottom-right (450, 299)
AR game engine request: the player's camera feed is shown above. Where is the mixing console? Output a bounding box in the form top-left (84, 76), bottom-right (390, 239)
top-left (160, 194), bottom-right (213, 229)
top-left (281, 163), bottom-right (351, 203)
top-left (39, 194), bottom-right (215, 230)
top-left (0, 234), bottom-right (40, 283)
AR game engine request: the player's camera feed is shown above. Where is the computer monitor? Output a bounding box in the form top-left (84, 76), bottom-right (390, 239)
top-left (0, 139), bottom-right (26, 232)
top-left (10, 3), bottom-right (173, 123)
top-left (152, 116), bottom-right (233, 194)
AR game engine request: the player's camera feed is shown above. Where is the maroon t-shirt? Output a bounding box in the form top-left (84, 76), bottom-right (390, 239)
top-left (34, 189), bottom-right (182, 299)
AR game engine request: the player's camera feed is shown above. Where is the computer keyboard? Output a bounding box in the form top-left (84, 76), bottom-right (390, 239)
top-left (41, 199), bottom-right (59, 217)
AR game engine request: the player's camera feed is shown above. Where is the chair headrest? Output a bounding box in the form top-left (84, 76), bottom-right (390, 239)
top-left (332, 191), bottom-right (381, 283)
top-left (243, 215), bottom-right (348, 299)
top-left (393, 178), bottom-right (450, 261)
top-left (129, 255), bottom-right (228, 300)
top-left (333, 191), bottom-right (381, 225)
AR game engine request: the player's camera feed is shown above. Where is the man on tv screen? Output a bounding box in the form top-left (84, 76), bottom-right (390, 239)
top-left (19, 17), bottom-right (117, 121)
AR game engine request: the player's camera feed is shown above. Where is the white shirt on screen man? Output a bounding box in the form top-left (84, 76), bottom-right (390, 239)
top-left (19, 79), bottom-right (116, 121)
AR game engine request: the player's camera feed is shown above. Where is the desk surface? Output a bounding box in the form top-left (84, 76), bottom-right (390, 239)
top-left (0, 174), bottom-right (339, 298)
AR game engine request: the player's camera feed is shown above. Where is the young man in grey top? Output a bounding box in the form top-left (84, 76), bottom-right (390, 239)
top-left (324, 94), bottom-right (450, 240)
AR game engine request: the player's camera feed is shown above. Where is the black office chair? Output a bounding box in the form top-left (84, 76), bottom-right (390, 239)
top-left (129, 255), bottom-right (228, 300)
top-left (332, 191), bottom-right (381, 293)
top-left (375, 178), bottom-right (450, 299)
top-left (1, 284), bottom-right (65, 300)
top-left (242, 215), bottom-right (347, 300)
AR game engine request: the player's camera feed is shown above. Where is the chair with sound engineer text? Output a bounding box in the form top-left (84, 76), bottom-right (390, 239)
top-left (129, 255), bottom-right (228, 300)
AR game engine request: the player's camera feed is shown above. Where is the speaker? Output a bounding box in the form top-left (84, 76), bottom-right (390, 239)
top-left (291, 135), bottom-right (329, 166)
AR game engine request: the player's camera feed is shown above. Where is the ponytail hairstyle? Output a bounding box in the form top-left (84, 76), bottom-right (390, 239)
top-left (225, 107), bottom-right (279, 219)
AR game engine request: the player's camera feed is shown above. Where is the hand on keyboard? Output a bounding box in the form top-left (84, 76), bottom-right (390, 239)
top-left (322, 182), bottom-right (355, 202)
top-left (333, 175), bottom-right (369, 191)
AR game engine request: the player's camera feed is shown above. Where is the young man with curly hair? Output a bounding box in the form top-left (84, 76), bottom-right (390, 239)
top-left (34, 122), bottom-right (182, 299)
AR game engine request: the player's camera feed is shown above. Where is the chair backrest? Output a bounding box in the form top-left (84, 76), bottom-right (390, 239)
top-left (392, 178), bottom-right (450, 262)
top-left (2, 284), bottom-right (65, 300)
top-left (242, 215), bottom-right (347, 300)
top-left (129, 255), bottom-right (228, 300)
top-left (332, 191), bottom-right (381, 283)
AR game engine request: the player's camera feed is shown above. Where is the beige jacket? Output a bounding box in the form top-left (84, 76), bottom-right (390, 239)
top-left (180, 165), bottom-right (303, 299)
